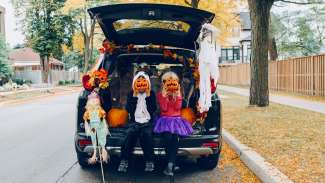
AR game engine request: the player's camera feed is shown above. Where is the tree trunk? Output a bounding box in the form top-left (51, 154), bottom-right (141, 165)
top-left (269, 37), bottom-right (278, 60)
top-left (83, 37), bottom-right (90, 74)
top-left (88, 19), bottom-right (96, 67)
top-left (191, 0), bottom-right (199, 8)
top-left (248, 0), bottom-right (274, 107)
top-left (41, 56), bottom-right (49, 83)
top-left (82, 13), bottom-right (96, 74)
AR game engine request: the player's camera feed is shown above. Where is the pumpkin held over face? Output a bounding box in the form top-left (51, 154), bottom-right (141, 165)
top-left (164, 78), bottom-right (179, 93)
top-left (134, 77), bottom-right (149, 93)
top-left (181, 108), bottom-right (196, 125)
top-left (106, 108), bottom-right (128, 128)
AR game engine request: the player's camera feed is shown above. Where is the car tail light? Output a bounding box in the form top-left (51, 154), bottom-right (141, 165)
top-left (202, 142), bottom-right (219, 148)
top-left (78, 139), bottom-right (92, 148)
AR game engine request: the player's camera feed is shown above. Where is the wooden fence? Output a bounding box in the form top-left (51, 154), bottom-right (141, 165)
top-left (219, 54), bottom-right (325, 96)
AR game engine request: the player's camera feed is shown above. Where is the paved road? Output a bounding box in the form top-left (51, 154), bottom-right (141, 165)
top-left (219, 85), bottom-right (325, 114)
top-left (0, 93), bottom-right (78, 183)
top-left (0, 92), bottom-right (249, 183)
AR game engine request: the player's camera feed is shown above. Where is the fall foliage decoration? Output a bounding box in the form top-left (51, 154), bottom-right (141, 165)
top-left (102, 39), bottom-right (117, 55)
top-left (106, 108), bottom-right (128, 128)
top-left (82, 68), bottom-right (109, 91)
top-left (82, 74), bottom-right (94, 91)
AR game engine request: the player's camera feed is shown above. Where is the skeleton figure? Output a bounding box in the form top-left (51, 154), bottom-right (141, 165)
top-left (83, 91), bottom-right (110, 164)
top-left (197, 23), bottom-right (220, 113)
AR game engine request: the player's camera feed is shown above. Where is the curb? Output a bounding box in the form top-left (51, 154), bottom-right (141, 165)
top-left (223, 129), bottom-right (294, 183)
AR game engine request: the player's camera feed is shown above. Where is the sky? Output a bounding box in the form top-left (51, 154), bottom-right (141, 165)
top-left (0, 0), bottom-right (25, 48)
top-left (0, 0), bottom-right (312, 48)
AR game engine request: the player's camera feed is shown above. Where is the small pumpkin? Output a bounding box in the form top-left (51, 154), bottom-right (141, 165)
top-left (181, 108), bottom-right (196, 125)
top-left (164, 78), bottom-right (179, 93)
top-left (106, 108), bottom-right (128, 128)
top-left (134, 76), bottom-right (150, 94)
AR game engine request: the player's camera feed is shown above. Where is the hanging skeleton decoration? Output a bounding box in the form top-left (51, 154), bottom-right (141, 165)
top-left (83, 90), bottom-right (110, 164)
top-left (197, 23), bottom-right (220, 113)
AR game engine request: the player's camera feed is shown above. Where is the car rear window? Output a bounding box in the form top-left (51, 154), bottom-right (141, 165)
top-left (113, 19), bottom-right (190, 32)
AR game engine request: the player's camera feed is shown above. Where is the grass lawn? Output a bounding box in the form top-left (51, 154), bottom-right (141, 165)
top-left (220, 90), bottom-right (325, 183)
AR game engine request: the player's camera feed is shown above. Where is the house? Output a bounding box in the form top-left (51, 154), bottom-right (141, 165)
top-left (220, 12), bottom-right (251, 64)
top-left (9, 48), bottom-right (64, 84)
top-left (0, 5), bottom-right (5, 37)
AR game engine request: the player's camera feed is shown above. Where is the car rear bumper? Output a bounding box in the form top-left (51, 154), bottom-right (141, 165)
top-left (82, 146), bottom-right (215, 157)
top-left (75, 132), bottom-right (221, 157)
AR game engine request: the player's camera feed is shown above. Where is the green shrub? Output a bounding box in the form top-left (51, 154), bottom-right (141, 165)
top-left (58, 80), bottom-right (65, 85)
top-left (25, 80), bottom-right (32, 84)
top-left (13, 79), bottom-right (24, 85)
top-left (65, 80), bottom-right (71, 85)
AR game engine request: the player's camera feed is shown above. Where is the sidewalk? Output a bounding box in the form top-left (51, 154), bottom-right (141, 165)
top-left (0, 86), bottom-right (81, 107)
top-left (0, 87), bottom-right (54, 97)
top-left (218, 85), bottom-right (325, 114)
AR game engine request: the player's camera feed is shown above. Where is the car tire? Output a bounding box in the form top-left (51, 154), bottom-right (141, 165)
top-left (197, 153), bottom-right (220, 170)
top-left (77, 153), bottom-right (93, 168)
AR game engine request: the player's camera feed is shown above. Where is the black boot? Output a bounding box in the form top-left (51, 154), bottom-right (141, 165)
top-left (117, 160), bottom-right (128, 173)
top-left (163, 162), bottom-right (174, 176)
top-left (144, 161), bottom-right (155, 172)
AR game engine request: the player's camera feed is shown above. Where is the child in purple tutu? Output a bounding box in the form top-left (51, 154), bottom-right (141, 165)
top-left (154, 71), bottom-right (193, 176)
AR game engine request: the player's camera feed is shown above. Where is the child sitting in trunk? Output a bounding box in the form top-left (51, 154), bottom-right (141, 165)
top-left (154, 71), bottom-right (193, 176)
top-left (118, 71), bottom-right (157, 173)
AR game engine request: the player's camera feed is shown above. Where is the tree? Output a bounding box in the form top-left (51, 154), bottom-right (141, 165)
top-left (63, 0), bottom-right (118, 73)
top-left (248, 0), bottom-right (274, 107)
top-left (0, 35), bottom-right (12, 85)
top-left (271, 4), bottom-right (325, 58)
top-left (248, 0), bottom-right (323, 107)
top-left (289, 17), bottom-right (320, 56)
top-left (11, 0), bottom-right (74, 83)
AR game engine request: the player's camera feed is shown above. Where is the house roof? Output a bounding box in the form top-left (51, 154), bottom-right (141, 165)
top-left (239, 12), bottom-right (251, 30)
top-left (9, 48), bottom-right (64, 66)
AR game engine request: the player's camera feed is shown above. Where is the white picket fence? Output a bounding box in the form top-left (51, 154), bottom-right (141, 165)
top-left (14, 70), bottom-right (81, 85)
top-left (50, 70), bottom-right (81, 84)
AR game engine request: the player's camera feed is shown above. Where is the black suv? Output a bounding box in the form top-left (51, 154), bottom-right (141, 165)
top-left (75, 3), bottom-right (222, 170)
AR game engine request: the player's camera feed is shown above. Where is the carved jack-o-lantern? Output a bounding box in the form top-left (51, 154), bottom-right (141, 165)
top-left (164, 78), bottom-right (180, 93)
top-left (134, 76), bottom-right (149, 93)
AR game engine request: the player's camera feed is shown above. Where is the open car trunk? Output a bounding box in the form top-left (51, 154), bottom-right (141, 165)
top-left (77, 49), bottom-right (221, 138)
top-left (88, 3), bottom-right (215, 49)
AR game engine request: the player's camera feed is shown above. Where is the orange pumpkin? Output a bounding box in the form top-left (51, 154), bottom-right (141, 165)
top-left (181, 108), bottom-right (196, 125)
top-left (106, 108), bottom-right (128, 128)
top-left (134, 76), bottom-right (150, 93)
top-left (164, 78), bottom-right (179, 93)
